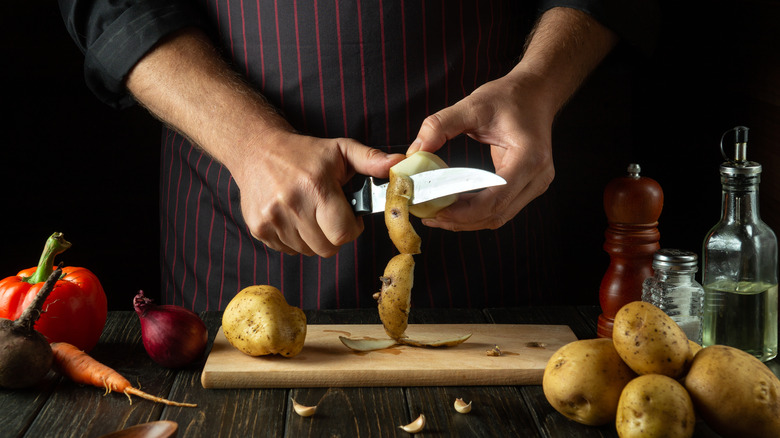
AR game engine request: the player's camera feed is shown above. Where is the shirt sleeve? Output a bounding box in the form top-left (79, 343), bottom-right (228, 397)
top-left (58, 0), bottom-right (208, 109)
top-left (539, 0), bottom-right (660, 56)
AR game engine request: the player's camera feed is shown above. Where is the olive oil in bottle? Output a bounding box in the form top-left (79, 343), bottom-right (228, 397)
top-left (701, 127), bottom-right (778, 362)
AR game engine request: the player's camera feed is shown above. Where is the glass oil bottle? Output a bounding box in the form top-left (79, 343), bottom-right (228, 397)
top-left (701, 126), bottom-right (778, 361)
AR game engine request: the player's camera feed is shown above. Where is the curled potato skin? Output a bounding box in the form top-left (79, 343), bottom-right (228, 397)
top-left (376, 254), bottom-right (415, 339)
top-left (385, 171), bottom-right (421, 255)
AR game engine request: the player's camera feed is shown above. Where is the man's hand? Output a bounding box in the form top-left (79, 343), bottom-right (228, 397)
top-left (407, 7), bottom-right (617, 231)
top-left (234, 132), bottom-right (403, 256)
top-left (126, 28), bottom-right (403, 256)
top-left (408, 71), bottom-right (556, 231)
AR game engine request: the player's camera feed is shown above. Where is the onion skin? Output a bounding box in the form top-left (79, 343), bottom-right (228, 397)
top-left (133, 291), bottom-right (208, 368)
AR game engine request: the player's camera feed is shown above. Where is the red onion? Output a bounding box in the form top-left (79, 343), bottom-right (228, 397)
top-left (133, 291), bottom-right (208, 368)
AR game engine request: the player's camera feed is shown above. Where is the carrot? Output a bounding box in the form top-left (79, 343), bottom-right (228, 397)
top-left (51, 342), bottom-right (197, 407)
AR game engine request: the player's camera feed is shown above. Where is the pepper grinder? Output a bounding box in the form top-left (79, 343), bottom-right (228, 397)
top-left (597, 163), bottom-right (664, 338)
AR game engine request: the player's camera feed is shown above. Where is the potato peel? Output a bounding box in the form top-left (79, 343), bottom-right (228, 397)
top-left (339, 336), bottom-right (398, 352)
top-left (397, 333), bottom-right (472, 348)
top-left (376, 254), bottom-right (414, 339)
top-left (339, 333), bottom-right (472, 352)
top-left (385, 171), bottom-right (421, 255)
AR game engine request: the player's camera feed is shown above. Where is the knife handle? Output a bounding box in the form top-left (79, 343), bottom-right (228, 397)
top-left (347, 177), bottom-right (373, 216)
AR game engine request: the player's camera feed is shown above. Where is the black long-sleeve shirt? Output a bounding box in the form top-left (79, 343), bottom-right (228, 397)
top-left (59, 0), bottom-right (658, 312)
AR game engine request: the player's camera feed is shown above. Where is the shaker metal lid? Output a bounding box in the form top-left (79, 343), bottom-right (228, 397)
top-left (652, 248), bottom-right (698, 270)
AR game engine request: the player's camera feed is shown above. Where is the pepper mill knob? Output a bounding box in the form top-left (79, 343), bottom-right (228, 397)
top-left (597, 164), bottom-right (664, 338)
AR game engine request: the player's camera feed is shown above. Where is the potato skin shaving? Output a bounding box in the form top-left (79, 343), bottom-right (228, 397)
top-left (376, 254), bottom-right (415, 339)
top-left (385, 171), bottom-right (421, 255)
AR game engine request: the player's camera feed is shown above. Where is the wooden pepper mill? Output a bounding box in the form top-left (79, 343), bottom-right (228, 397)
top-left (597, 163), bottom-right (664, 338)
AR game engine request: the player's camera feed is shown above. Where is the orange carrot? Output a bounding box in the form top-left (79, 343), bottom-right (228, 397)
top-left (51, 342), bottom-right (196, 407)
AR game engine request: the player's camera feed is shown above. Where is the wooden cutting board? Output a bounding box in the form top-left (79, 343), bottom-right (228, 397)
top-left (201, 324), bottom-right (576, 388)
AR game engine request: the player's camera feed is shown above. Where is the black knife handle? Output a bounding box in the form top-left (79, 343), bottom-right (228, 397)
top-left (347, 177), bottom-right (373, 216)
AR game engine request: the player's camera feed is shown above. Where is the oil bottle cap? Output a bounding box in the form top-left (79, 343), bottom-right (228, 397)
top-left (720, 126), bottom-right (761, 176)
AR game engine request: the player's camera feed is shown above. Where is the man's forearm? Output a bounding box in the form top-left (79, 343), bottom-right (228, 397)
top-left (512, 7), bottom-right (618, 116)
top-left (125, 27), bottom-right (292, 178)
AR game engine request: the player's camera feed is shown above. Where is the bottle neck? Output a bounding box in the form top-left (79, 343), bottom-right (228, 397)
top-left (720, 177), bottom-right (761, 224)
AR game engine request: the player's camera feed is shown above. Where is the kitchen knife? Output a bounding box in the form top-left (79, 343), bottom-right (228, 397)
top-left (348, 168), bottom-right (506, 215)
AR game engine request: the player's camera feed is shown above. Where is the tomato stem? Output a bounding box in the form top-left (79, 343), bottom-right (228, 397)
top-left (25, 232), bottom-right (71, 284)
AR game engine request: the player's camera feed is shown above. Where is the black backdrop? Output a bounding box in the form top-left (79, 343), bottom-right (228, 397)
top-left (2, 2), bottom-right (777, 311)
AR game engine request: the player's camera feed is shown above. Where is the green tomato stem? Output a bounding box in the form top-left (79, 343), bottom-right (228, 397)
top-left (25, 232), bottom-right (71, 284)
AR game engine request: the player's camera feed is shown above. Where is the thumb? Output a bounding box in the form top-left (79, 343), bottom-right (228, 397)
top-left (408, 102), bottom-right (476, 154)
top-left (339, 139), bottom-right (405, 179)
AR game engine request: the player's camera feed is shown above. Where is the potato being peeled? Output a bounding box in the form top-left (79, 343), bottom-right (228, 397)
top-left (391, 151), bottom-right (457, 218)
top-left (543, 338), bottom-right (636, 426)
top-left (222, 285), bottom-right (307, 357)
top-left (616, 374), bottom-right (695, 438)
top-left (612, 301), bottom-right (691, 378)
top-left (684, 345), bottom-right (780, 438)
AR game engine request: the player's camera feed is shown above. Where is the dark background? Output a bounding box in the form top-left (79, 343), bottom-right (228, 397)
top-left (1, 1), bottom-right (778, 311)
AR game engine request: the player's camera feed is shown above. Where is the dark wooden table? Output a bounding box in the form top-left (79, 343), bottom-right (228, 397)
top-left (2, 306), bottom-right (778, 437)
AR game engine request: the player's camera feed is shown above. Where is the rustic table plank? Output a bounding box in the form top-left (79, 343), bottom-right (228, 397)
top-left (484, 306), bottom-right (624, 437)
top-left (405, 386), bottom-right (542, 437)
top-left (286, 387), bottom-right (410, 437)
top-left (21, 312), bottom-right (175, 437)
top-left (0, 371), bottom-right (59, 438)
top-left (159, 312), bottom-right (290, 437)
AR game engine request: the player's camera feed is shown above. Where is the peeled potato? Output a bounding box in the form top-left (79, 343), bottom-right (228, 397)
top-left (375, 253), bottom-right (414, 339)
top-left (390, 151), bottom-right (457, 218)
top-left (612, 301), bottom-right (691, 378)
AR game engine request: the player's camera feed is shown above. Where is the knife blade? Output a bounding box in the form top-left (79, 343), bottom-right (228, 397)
top-left (348, 168), bottom-right (506, 215)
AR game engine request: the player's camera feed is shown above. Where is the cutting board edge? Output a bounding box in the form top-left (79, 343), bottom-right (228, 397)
top-left (201, 368), bottom-right (544, 389)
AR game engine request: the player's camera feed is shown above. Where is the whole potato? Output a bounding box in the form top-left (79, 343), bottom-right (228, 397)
top-left (688, 340), bottom-right (702, 357)
top-left (612, 301), bottom-right (691, 378)
top-left (616, 374), bottom-right (695, 438)
top-left (222, 285), bottom-right (307, 357)
top-left (543, 338), bottom-right (636, 426)
top-left (684, 345), bottom-right (780, 438)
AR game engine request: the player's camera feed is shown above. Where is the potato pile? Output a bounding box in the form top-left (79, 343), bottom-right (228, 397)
top-left (543, 301), bottom-right (780, 438)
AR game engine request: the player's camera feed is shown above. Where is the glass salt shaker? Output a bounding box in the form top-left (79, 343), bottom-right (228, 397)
top-left (641, 249), bottom-right (704, 344)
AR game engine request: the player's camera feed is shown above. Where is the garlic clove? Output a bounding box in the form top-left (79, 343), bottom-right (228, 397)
top-left (454, 398), bottom-right (472, 414)
top-left (291, 398), bottom-right (317, 417)
top-left (486, 345), bottom-right (502, 356)
top-left (398, 414), bottom-right (425, 433)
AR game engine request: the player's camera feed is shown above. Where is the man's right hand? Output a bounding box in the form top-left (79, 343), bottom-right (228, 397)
top-left (233, 132), bottom-right (403, 256)
top-left (126, 28), bottom-right (403, 257)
